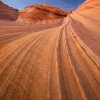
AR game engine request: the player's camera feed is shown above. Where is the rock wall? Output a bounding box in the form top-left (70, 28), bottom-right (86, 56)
top-left (16, 4), bottom-right (67, 24)
top-left (0, 1), bottom-right (18, 21)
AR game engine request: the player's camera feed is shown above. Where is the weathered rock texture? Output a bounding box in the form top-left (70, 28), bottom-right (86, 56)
top-left (16, 4), bottom-right (67, 24)
top-left (0, 0), bottom-right (100, 100)
top-left (0, 1), bottom-right (18, 20)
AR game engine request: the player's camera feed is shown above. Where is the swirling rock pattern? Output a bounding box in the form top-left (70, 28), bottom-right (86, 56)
top-left (0, 0), bottom-right (100, 100)
top-left (0, 1), bottom-right (18, 21)
top-left (16, 4), bottom-right (67, 24)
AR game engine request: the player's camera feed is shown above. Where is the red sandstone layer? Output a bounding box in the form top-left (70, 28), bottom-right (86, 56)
top-left (0, 1), bottom-right (18, 21)
top-left (16, 4), bottom-right (67, 24)
top-left (0, 0), bottom-right (100, 100)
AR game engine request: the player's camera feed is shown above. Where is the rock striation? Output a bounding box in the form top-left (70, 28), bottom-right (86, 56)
top-left (0, 0), bottom-right (100, 100)
top-left (16, 4), bottom-right (67, 24)
top-left (75, 0), bottom-right (100, 22)
top-left (0, 1), bottom-right (18, 21)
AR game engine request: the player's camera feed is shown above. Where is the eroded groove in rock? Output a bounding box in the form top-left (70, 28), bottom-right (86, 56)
top-left (0, 0), bottom-right (100, 100)
top-left (65, 25), bottom-right (100, 100)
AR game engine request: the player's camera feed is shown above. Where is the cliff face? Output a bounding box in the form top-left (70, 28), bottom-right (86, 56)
top-left (0, 1), bottom-right (18, 21)
top-left (16, 4), bottom-right (67, 24)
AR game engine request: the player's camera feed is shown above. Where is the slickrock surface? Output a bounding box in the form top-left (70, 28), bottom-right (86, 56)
top-left (16, 4), bottom-right (67, 24)
top-left (0, 1), bottom-right (18, 20)
top-left (0, 0), bottom-right (100, 100)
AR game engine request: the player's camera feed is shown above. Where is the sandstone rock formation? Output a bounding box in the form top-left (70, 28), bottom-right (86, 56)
top-left (16, 4), bottom-right (67, 24)
top-left (0, 0), bottom-right (100, 100)
top-left (0, 1), bottom-right (18, 20)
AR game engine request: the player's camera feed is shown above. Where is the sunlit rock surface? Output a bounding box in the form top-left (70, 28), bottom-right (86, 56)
top-left (16, 4), bottom-right (67, 24)
top-left (0, 1), bottom-right (18, 20)
top-left (0, 0), bottom-right (100, 100)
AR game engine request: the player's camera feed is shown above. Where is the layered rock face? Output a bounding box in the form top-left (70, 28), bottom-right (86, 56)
top-left (0, 1), bottom-right (18, 20)
top-left (0, 0), bottom-right (100, 100)
top-left (16, 4), bottom-right (67, 24)
top-left (76, 0), bottom-right (100, 21)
